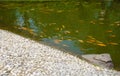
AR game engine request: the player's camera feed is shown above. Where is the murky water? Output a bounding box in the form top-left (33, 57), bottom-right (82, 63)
top-left (0, 1), bottom-right (120, 70)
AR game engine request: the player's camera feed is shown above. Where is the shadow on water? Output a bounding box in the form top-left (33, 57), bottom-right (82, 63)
top-left (0, 1), bottom-right (120, 70)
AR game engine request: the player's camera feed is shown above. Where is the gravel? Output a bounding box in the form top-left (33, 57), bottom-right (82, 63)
top-left (0, 29), bottom-right (120, 76)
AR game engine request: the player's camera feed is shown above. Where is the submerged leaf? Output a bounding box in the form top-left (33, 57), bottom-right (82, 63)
top-left (62, 25), bottom-right (65, 28)
top-left (114, 21), bottom-right (120, 24)
top-left (99, 22), bottom-right (104, 25)
top-left (18, 27), bottom-right (37, 35)
top-left (78, 40), bottom-right (84, 43)
top-left (57, 10), bottom-right (63, 13)
top-left (86, 39), bottom-right (96, 43)
top-left (49, 23), bottom-right (56, 26)
top-left (54, 39), bottom-right (62, 44)
top-left (75, 30), bottom-right (79, 33)
top-left (96, 41), bottom-right (103, 44)
top-left (62, 44), bottom-right (68, 47)
top-left (20, 27), bottom-right (32, 31)
top-left (67, 39), bottom-right (72, 41)
top-left (60, 28), bottom-right (63, 31)
top-left (87, 36), bottom-right (95, 39)
top-left (110, 24), bottom-right (114, 26)
top-left (40, 35), bottom-right (43, 38)
top-left (108, 42), bottom-right (119, 45)
top-left (64, 30), bottom-right (70, 34)
top-left (106, 30), bottom-right (113, 33)
top-left (99, 18), bottom-right (104, 21)
top-left (117, 24), bottom-right (120, 26)
top-left (90, 21), bottom-right (96, 24)
top-left (97, 43), bottom-right (106, 46)
top-left (30, 31), bottom-right (37, 36)
top-left (56, 28), bottom-right (59, 31)
top-left (109, 35), bottom-right (116, 38)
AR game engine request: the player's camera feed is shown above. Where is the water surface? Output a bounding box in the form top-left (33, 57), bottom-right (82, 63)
top-left (0, 1), bottom-right (120, 70)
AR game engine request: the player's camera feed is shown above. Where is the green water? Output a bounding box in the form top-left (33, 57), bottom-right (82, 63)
top-left (0, 1), bottom-right (120, 70)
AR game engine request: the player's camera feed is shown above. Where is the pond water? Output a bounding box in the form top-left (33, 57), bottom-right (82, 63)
top-left (0, 1), bottom-right (120, 70)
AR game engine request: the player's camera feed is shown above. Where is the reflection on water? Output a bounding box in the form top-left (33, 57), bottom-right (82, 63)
top-left (15, 9), bottom-right (25, 27)
top-left (0, 1), bottom-right (120, 70)
top-left (28, 18), bottom-right (38, 33)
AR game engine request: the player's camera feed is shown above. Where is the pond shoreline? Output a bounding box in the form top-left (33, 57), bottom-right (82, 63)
top-left (0, 29), bottom-right (120, 76)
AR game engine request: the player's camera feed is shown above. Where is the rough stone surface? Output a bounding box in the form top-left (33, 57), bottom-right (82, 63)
top-left (82, 54), bottom-right (114, 69)
top-left (0, 29), bottom-right (120, 76)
